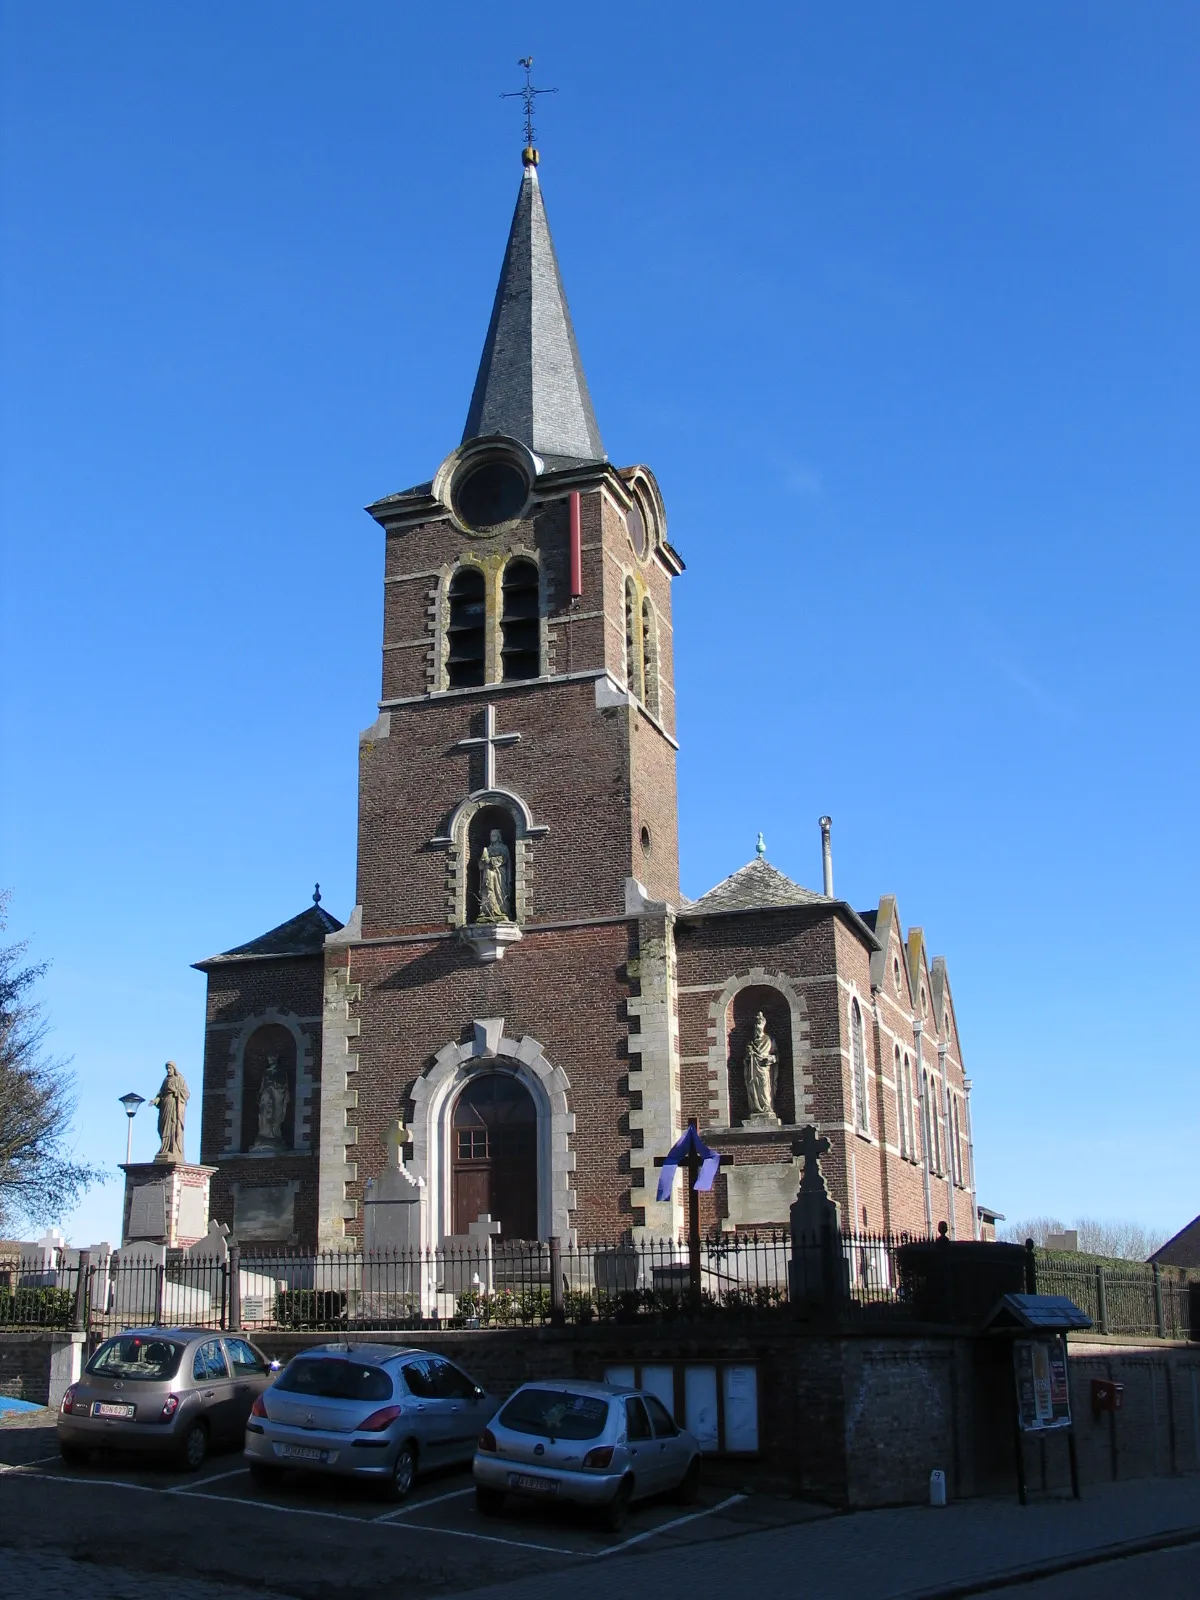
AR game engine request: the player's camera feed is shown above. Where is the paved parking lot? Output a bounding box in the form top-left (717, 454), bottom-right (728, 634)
top-left (0, 1410), bottom-right (824, 1598)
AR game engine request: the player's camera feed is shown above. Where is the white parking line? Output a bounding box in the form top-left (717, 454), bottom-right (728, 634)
top-left (173, 1488), bottom-right (374, 1524)
top-left (0, 1454), bottom-right (62, 1471)
top-left (167, 1466), bottom-right (249, 1493)
top-left (1, 1467), bottom-right (162, 1494)
top-left (376, 1485), bottom-right (476, 1521)
top-left (593, 1493), bottom-right (748, 1557)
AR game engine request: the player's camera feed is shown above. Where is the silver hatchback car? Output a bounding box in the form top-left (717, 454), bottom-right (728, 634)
top-left (244, 1344), bottom-right (494, 1501)
top-left (58, 1328), bottom-right (277, 1471)
top-left (473, 1380), bottom-right (700, 1530)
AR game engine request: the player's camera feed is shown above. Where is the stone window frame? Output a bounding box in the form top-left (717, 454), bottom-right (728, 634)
top-left (437, 787), bottom-right (547, 928)
top-left (408, 1020), bottom-right (576, 1247)
top-left (434, 549), bottom-right (548, 693)
top-left (706, 968), bottom-right (814, 1128)
top-left (222, 1008), bottom-right (315, 1157)
top-left (849, 996), bottom-right (870, 1137)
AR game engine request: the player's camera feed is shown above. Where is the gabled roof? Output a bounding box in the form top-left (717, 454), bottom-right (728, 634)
top-left (679, 857), bottom-right (881, 949)
top-left (193, 901), bottom-right (343, 970)
top-left (461, 160), bottom-right (605, 467)
top-left (683, 857), bottom-right (829, 917)
top-left (1149, 1214), bottom-right (1200, 1269)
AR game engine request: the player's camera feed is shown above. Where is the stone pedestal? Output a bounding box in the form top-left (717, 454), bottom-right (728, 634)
top-left (120, 1162), bottom-right (217, 1248)
top-left (741, 1111), bottom-right (782, 1130)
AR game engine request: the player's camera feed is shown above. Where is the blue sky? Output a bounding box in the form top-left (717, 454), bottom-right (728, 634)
top-left (2, 4), bottom-right (1197, 1248)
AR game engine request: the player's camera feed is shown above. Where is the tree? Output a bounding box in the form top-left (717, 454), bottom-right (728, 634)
top-left (1002, 1214), bottom-right (1169, 1261)
top-left (0, 893), bottom-right (101, 1232)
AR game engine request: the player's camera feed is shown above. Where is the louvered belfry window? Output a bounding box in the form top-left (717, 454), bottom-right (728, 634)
top-left (642, 597), bottom-right (660, 717)
top-left (625, 578), bottom-right (643, 700)
top-left (447, 567), bottom-right (486, 687)
top-left (501, 558), bottom-right (540, 681)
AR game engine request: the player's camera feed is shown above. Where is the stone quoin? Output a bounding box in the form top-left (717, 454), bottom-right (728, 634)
top-left (192, 148), bottom-right (979, 1251)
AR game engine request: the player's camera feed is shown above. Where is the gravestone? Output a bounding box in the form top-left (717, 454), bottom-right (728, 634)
top-left (127, 1183), bottom-right (168, 1242)
top-left (788, 1125), bottom-right (848, 1309)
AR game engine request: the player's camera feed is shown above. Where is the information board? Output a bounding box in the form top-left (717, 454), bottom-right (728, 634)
top-left (1013, 1336), bottom-right (1072, 1432)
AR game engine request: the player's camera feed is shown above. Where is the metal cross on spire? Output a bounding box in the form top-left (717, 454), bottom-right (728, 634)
top-left (501, 56), bottom-right (557, 160)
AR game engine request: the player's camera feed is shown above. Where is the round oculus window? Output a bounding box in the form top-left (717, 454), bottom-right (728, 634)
top-left (452, 458), bottom-right (529, 531)
top-left (640, 824), bottom-right (652, 857)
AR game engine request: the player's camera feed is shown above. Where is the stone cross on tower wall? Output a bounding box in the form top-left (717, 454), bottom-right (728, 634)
top-left (452, 704), bottom-right (522, 792)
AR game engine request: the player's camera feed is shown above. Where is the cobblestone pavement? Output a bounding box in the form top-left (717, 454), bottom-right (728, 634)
top-left (0, 1545), bottom-right (274, 1599)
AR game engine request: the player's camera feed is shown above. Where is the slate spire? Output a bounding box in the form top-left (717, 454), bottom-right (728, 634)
top-left (462, 157), bottom-right (605, 465)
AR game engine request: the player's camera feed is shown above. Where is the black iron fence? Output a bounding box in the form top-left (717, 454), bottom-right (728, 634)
top-left (1034, 1251), bottom-right (1194, 1340)
top-left (3, 1238), bottom-right (1195, 1340)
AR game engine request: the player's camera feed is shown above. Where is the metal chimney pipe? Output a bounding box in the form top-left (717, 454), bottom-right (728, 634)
top-left (819, 816), bottom-right (834, 897)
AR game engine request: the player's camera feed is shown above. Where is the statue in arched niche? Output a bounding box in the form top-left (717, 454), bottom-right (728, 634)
top-left (743, 1011), bottom-right (779, 1121)
top-left (475, 829), bottom-right (513, 924)
top-left (251, 1053), bottom-right (291, 1151)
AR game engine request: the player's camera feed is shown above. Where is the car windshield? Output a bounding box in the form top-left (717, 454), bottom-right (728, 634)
top-left (86, 1336), bottom-right (186, 1382)
top-left (274, 1358), bottom-right (392, 1401)
top-left (499, 1388), bottom-right (611, 1441)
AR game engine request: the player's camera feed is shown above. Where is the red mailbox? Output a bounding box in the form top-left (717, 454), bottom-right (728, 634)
top-left (1091, 1379), bottom-right (1124, 1416)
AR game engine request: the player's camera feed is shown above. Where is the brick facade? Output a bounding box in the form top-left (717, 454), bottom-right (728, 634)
top-left (190, 163), bottom-right (977, 1253)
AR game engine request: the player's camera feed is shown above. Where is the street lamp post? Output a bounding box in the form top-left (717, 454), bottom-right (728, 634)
top-left (118, 1092), bottom-right (145, 1165)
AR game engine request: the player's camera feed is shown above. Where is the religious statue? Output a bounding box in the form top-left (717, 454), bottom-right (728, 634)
top-left (150, 1061), bottom-right (190, 1163)
top-left (251, 1053), bottom-right (290, 1151)
top-left (475, 829), bottom-right (513, 924)
top-left (742, 1011), bottom-right (779, 1120)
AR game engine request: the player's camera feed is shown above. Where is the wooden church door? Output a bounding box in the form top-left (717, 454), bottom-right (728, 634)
top-left (451, 1073), bottom-right (538, 1240)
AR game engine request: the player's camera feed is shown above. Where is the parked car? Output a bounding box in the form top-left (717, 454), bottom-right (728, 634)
top-left (473, 1380), bottom-right (700, 1530)
top-left (244, 1344), bottom-right (494, 1501)
top-left (58, 1328), bottom-right (277, 1470)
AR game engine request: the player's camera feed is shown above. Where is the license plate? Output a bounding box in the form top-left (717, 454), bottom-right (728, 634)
top-left (276, 1444), bottom-right (331, 1463)
top-left (92, 1402), bottom-right (135, 1419)
top-left (509, 1473), bottom-right (558, 1494)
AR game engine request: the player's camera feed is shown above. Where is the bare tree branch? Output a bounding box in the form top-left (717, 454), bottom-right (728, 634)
top-left (0, 891), bottom-right (103, 1231)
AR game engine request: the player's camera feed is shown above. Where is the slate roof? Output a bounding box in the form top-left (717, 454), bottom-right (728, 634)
top-left (682, 858), bottom-right (830, 917)
top-left (1149, 1214), bottom-right (1200, 1269)
top-left (194, 902), bottom-right (343, 969)
top-left (461, 161), bottom-right (605, 465)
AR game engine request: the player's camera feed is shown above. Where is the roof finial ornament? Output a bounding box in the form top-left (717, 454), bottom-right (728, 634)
top-left (502, 56), bottom-right (557, 167)
top-left (756, 831), bottom-right (767, 860)
top-left (313, 882), bottom-right (322, 905)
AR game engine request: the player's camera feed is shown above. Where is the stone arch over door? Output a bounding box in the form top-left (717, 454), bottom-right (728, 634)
top-left (706, 969), bottom-right (814, 1128)
top-left (408, 1020), bottom-right (575, 1247)
top-left (223, 1008), bottom-right (316, 1155)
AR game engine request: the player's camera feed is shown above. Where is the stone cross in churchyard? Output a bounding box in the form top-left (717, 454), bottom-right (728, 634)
top-left (792, 1126), bottom-right (832, 1197)
top-left (452, 704), bottom-right (522, 792)
top-left (788, 1124), bottom-right (846, 1312)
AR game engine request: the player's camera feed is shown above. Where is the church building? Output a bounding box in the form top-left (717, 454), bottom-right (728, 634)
top-left (194, 147), bottom-right (979, 1254)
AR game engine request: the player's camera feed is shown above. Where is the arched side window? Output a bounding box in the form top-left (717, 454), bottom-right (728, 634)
top-left (624, 577), bottom-right (643, 700)
top-left (895, 1045), bottom-right (908, 1158)
top-left (447, 567), bottom-right (486, 688)
top-left (850, 999), bottom-right (869, 1134)
top-left (951, 1096), bottom-right (963, 1186)
top-left (500, 557), bottom-right (540, 681)
top-left (641, 596), bottom-right (660, 717)
top-left (920, 1070), bottom-right (933, 1173)
top-left (932, 1077), bottom-right (944, 1175)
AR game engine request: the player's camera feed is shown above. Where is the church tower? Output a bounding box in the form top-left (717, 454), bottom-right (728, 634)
top-left (317, 147), bottom-right (687, 1249)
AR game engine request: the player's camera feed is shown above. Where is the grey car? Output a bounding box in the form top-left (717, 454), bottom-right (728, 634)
top-left (244, 1344), bottom-right (494, 1501)
top-left (473, 1380), bottom-right (700, 1530)
top-left (58, 1328), bottom-right (277, 1471)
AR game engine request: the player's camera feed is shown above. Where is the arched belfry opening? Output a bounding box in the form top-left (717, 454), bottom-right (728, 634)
top-left (451, 1073), bottom-right (538, 1240)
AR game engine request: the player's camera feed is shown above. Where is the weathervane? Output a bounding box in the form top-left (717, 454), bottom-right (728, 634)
top-left (502, 56), bottom-right (557, 164)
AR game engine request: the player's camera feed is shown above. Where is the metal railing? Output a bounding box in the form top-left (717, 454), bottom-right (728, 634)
top-left (1034, 1252), bottom-right (1195, 1341)
top-left (3, 1238), bottom-right (1194, 1340)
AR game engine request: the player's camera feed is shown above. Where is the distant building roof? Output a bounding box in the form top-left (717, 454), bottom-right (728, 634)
top-left (193, 900), bottom-right (343, 969)
top-left (1148, 1214), bottom-right (1200, 1269)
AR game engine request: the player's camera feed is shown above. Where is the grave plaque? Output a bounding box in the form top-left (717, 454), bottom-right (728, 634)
top-left (127, 1183), bottom-right (168, 1241)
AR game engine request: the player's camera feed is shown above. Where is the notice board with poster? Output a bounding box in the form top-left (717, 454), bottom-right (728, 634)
top-left (1013, 1336), bottom-right (1072, 1432)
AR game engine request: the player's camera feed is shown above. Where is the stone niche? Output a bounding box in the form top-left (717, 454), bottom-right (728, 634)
top-left (240, 1023), bottom-right (297, 1153)
top-left (725, 1160), bottom-right (801, 1228)
top-left (727, 985), bottom-right (795, 1127)
top-left (231, 1180), bottom-right (300, 1243)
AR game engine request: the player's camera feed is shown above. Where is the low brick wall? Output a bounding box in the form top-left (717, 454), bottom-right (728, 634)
top-left (0, 1330), bottom-right (61, 1404)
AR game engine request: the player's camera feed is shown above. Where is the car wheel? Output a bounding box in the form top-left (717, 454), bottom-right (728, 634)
top-left (387, 1441), bottom-right (417, 1502)
top-left (177, 1421), bottom-right (209, 1472)
top-left (58, 1442), bottom-right (89, 1467)
top-left (249, 1462), bottom-right (284, 1488)
top-left (475, 1486), bottom-right (505, 1517)
top-left (673, 1457), bottom-right (700, 1505)
top-left (600, 1478), bottom-right (633, 1532)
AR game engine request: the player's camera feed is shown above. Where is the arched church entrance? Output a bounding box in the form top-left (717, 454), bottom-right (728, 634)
top-left (451, 1073), bottom-right (538, 1240)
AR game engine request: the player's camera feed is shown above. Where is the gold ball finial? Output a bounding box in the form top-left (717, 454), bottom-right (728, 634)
top-left (522, 145), bottom-right (539, 167)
